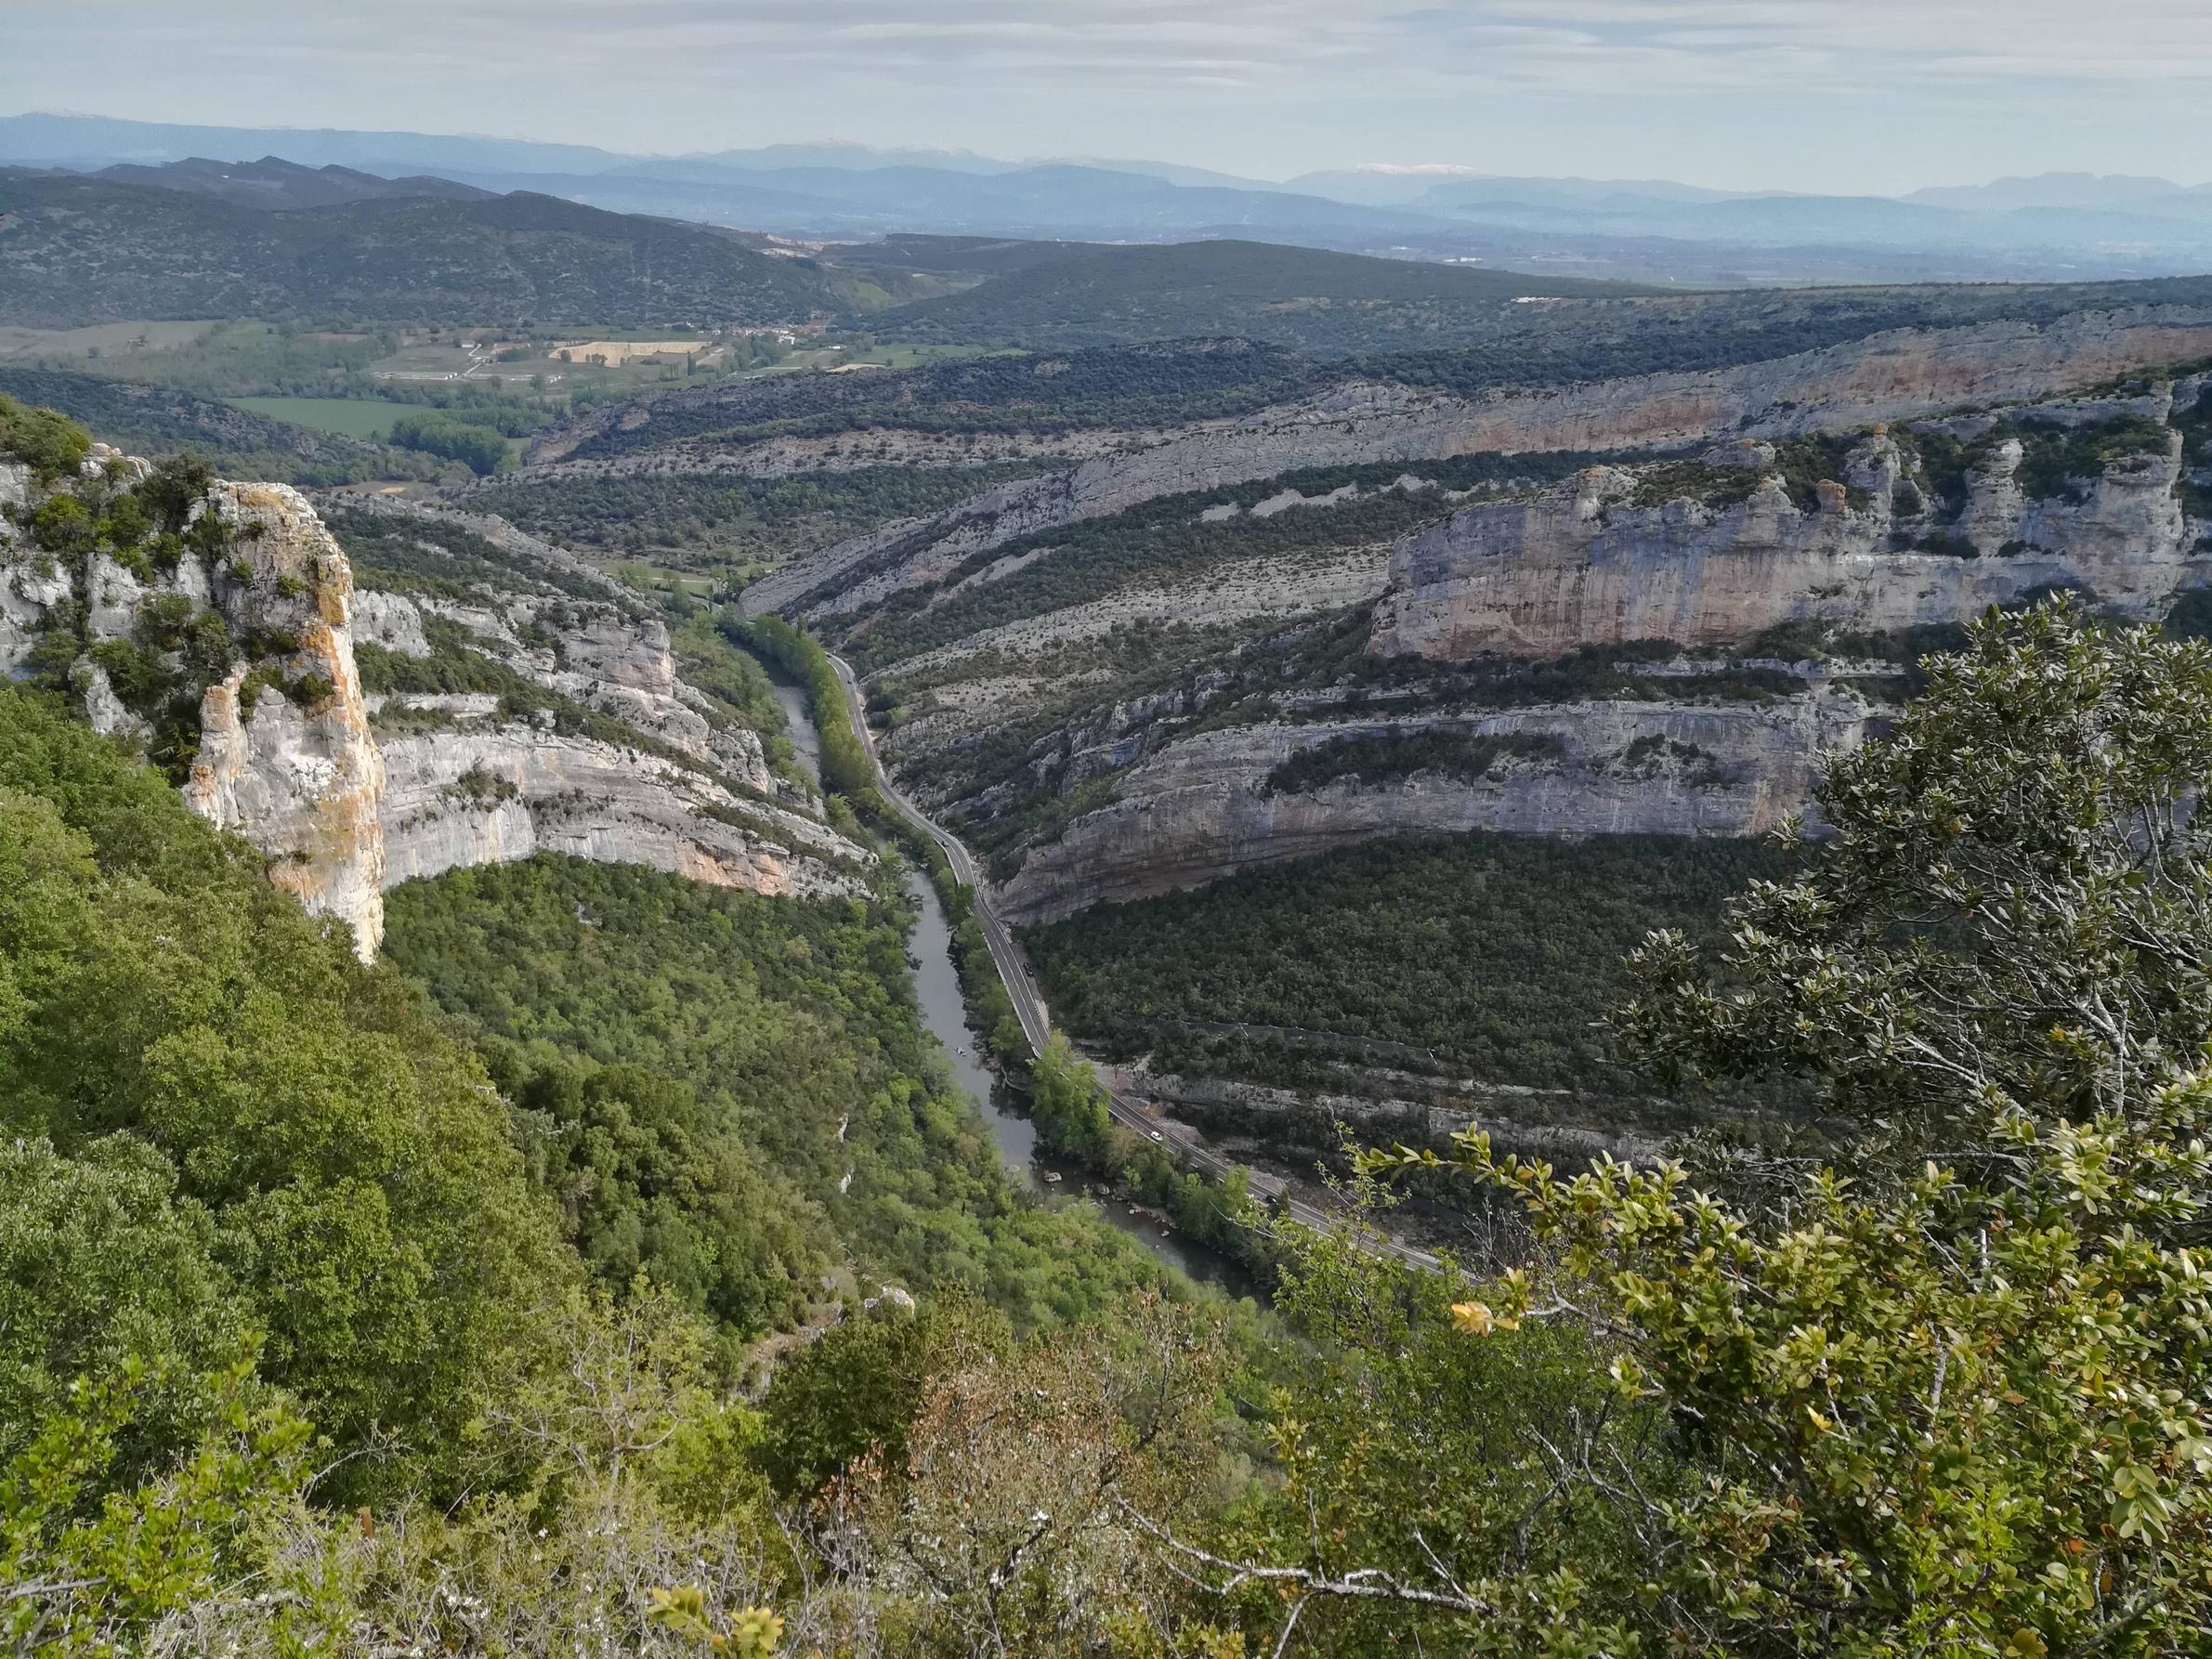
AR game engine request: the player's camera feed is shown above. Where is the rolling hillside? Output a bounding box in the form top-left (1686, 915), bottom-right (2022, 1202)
top-left (93, 154), bottom-right (494, 211)
top-left (867, 238), bottom-right (1655, 354)
top-left (0, 364), bottom-right (442, 483)
top-left (0, 171), bottom-right (846, 326)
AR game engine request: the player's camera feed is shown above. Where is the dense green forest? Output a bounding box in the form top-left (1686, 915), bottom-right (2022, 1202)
top-left (468, 461), bottom-right (1044, 569)
top-left (382, 856), bottom-right (1168, 1336)
top-left (15, 605), bottom-right (2212, 1652)
top-left (1349, 275), bottom-right (2212, 396)
top-left (870, 237), bottom-right (1653, 354)
top-left (887, 258), bottom-right (2212, 384)
top-left (1025, 830), bottom-right (1793, 1093)
top-left (321, 503), bottom-right (610, 601)
top-left (0, 171), bottom-right (846, 328)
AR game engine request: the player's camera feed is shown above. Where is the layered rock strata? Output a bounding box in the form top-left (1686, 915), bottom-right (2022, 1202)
top-left (1373, 401), bottom-right (2208, 662)
top-left (991, 692), bottom-right (1870, 925)
top-left (4, 466), bottom-right (869, 959)
top-left (751, 305), bottom-right (2212, 619)
top-left (376, 725), bottom-right (857, 896)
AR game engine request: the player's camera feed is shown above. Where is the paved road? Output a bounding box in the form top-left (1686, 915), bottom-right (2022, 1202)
top-left (827, 652), bottom-right (1438, 1269)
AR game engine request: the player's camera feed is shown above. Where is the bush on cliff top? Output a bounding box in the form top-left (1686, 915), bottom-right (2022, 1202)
top-left (0, 390), bottom-right (91, 479)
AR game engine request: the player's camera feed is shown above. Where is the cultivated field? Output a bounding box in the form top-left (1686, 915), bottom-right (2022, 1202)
top-left (227, 395), bottom-right (409, 438)
top-left (0, 319), bottom-right (219, 360)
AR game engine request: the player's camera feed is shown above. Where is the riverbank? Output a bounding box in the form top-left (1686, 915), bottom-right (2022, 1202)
top-left (752, 623), bottom-right (1261, 1293)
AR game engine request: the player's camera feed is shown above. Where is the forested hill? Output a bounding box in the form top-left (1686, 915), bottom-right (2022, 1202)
top-left (541, 269), bottom-right (2212, 467)
top-left (0, 170), bottom-right (848, 327)
top-left (861, 237), bottom-right (1654, 354)
top-left (0, 363), bottom-right (442, 485)
top-left (550, 336), bottom-right (1317, 462)
top-left (854, 237), bottom-right (2212, 360)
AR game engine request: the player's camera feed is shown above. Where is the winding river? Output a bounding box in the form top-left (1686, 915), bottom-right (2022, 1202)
top-left (768, 681), bottom-right (1250, 1292)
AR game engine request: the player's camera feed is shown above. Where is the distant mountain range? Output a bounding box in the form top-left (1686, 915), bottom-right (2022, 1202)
top-left (7, 113), bottom-right (2212, 287)
top-left (0, 161), bottom-right (1661, 354)
top-left (93, 155), bottom-right (493, 212)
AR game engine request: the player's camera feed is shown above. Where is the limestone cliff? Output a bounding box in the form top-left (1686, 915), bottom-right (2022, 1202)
top-left (990, 692), bottom-right (1870, 925)
top-left (4, 459), bottom-right (870, 958)
top-left (177, 483), bottom-right (390, 956)
top-left (375, 724), bottom-right (858, 897)
top-left (751, 304), bottom-right (2212, 619)
top-left (1372, 387), bottom-right (2210, 661)
top-left (842, 373), bottom-right (2210, 925)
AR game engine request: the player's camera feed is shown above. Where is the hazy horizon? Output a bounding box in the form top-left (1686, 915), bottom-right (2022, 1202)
top-left (9, 2), bottom-right (2211, 197)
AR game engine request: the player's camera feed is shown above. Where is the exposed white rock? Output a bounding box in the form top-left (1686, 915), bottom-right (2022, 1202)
top-left (1250, 483), bottom-right (1359, 518)
top-left (352, 589), bottom-right (431, 656)
top-left (993, 691), bottom-right (1872, 925)
top-left (1372, 431), bottom-right (2206, 661)
top-left (178, 483), bottom-right (389, 960)
top-left (4, 459), bottom-right (864, 958)
top-left (376, 724), bottom-right (861, 896)
top-left (0, 461), bottom-right (29, 530)
top-left (1, 554), bottom-right (70, 677)
top-left (751, 304), bottom-right (2212, 619)
top-left (73, 658), bottom-right (146, 738)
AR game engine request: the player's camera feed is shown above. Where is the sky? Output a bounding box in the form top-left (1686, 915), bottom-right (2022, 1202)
top-left (7, 1), bottom-right (2212, 193)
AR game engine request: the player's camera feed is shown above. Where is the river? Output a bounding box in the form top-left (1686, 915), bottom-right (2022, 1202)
top-left (768, 678), bottom-right (1249, 1292)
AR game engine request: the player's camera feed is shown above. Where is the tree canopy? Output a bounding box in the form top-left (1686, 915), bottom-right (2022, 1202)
top-left (1325, 601), bottom-right (2212, 1654)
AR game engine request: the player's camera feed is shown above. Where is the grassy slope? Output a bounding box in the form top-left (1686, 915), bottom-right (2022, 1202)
top-left (229, 395), bottom-right (406, 438)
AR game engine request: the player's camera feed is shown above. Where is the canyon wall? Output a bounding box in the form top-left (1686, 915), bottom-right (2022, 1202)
top-left (3, 464), bottom-right (868, 959)
top-left (750, 305), bottom-right (2212, 619)
top-left (992, 691), bottom-right (1870, 925)
top-left (375, 723), bottom-right (857, 896)
top-left (1374, 419), bottom-right (2208, 660)
top-left (874, 372), bottom-right (2210, 925)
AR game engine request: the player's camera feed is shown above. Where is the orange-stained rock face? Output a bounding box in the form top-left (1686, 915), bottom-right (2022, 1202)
top-left (180, 482), bottom-right (389, 960)
top-left (170, 487), bottom-right (868, 959)
top-left (6, 472), bottom-right (872, 957)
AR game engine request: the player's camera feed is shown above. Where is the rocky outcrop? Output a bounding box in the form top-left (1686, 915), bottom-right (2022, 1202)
top-left (991, 691), bottom-right (1871, 925)
top-left (1372, 420), bottom-right (2206, 661)
top-left (358, 581), bottom-right (781, 794)
top-left (2, 476), bottom-right (390, 959)
top-left (377, 724), bottom-right (858, 896)
top-left (5, 460), bottom-right (870, 957)
top-left (751, 305), bottom-right (2212, 620)
top-left (179, 483), bottom-right (389, 957)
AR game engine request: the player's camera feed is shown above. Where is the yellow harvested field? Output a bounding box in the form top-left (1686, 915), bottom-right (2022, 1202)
top-left (552, 339), bottom-right (709, 365)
